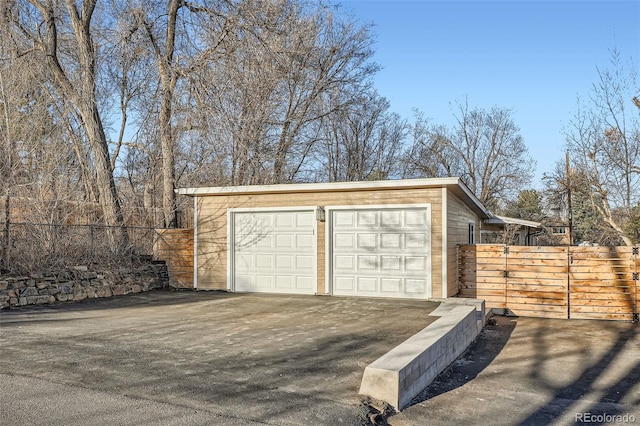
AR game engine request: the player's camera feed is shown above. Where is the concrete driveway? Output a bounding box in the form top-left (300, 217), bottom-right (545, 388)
top-left (0, 290), bottom-right (438, 425)
top-left (392, 315), bottom-right (640, 426)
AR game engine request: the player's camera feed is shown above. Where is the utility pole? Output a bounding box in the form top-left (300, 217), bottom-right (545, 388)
top-left (566, 151), bottom-right (573, 246)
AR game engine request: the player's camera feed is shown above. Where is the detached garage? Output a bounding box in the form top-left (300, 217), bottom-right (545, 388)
top-left (177, 177), bottom-right (491, 299)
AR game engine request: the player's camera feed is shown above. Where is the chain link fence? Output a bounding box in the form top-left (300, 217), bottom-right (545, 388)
top-left (0, 222), bottom-right (164, 275)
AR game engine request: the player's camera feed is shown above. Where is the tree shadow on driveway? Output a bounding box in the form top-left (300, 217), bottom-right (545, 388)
top-left (396, 315), bottom-right (640, 426)
top-left (518, 319), bottom-right (640, 426)
top-left (0, 292), bottom-right (438, 425)
top-left (406, 316), bottom-right (516, 407)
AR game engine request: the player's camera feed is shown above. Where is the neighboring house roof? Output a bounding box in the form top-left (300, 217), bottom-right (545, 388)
top-left (484, 215), bottom-right (543, 229)
top-left (176, 177), bottom-right (493, 219)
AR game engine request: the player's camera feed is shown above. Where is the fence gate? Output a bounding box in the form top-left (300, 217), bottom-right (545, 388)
top-left (505, 245), bottom-right (569, 319)
top-left (458, 244), bottom-right (639, 321)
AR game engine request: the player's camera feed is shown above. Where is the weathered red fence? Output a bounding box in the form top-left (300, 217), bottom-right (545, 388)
top-left (458, 245), bottom-right (639, 321)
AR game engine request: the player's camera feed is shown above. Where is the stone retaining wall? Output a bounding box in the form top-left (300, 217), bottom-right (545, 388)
top-left (0, 263), bottom-right (169, 309)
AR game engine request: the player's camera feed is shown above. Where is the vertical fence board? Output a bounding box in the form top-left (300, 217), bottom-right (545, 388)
top-left (458, 244), bottom-right (507, 307)
top-left (154, 229), bottom-right (194, 289)
top-left (505, 246), bottom-right (568, 318)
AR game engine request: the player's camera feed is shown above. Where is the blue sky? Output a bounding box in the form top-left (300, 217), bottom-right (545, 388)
top-left (335, 0), bottom-right (640, 187)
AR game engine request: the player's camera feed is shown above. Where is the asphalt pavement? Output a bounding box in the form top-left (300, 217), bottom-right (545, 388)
top-left (0, 290), bottom-right (437, 425)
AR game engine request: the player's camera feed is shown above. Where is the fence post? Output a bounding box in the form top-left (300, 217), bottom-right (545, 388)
top-left (456, 244), bottom-right (460, 294)
top-left (3, 194), bottom-right (9, 270)
top-left (503, 244), bottom-right (509, 315)
top-left (90, 224), bottom-right (95, 261)
top-left (567, 246), bottom-right (571, 320)
top-left (634, 246), bottom-right (639, 323)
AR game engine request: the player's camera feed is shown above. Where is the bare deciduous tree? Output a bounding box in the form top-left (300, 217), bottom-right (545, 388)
top-left (407, 102), bottom-right (534, 210)
top-left (565, 49), bottom-right (640, 245)
top-left (185, 1), bottom-right (378, 185)
top-left (6, 0), bottom-right (128, 248)
top-left (319, 90), bottom-right (409, 182)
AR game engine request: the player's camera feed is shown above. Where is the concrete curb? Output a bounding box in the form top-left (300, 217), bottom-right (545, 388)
top-left (359, 298), bottom-right (485, 410)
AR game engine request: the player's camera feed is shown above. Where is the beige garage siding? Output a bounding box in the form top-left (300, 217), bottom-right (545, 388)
top-left (195, 188), bottom-right (445, 297)
top-left (447, 192), bottom-right (482, 297)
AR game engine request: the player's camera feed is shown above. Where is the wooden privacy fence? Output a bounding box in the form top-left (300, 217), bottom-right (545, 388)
top-left (153, 229), bottom-right (194, 289)
top-left (458, 244), bottom-right (639, 321)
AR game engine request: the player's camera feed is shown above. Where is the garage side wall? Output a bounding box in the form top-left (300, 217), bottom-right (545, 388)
top-left (446, 191), bottom-right (482, 297)
top-left (196, 188), bottom-right (445, 297)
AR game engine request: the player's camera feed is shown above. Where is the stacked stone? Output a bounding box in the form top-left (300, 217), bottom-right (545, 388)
top-left (0, 263), bottom-right (169, 309)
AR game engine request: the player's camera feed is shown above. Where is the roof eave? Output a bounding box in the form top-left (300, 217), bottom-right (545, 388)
top-left (485, 215), bottom-right (543, 228)
top-left (176, 177), bottom-right (492, 219)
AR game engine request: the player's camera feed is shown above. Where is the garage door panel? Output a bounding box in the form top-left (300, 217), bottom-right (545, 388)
top-left (357, 277), bottom-right (377, 292)
top-left (256, 215), bottom-right (274, 228)
top-left (296, 234), bottom-right (314, 249)
top-left (358, 211), bottom-right (377, 226)
top-left (406, 279), bottom-right (427, 293)
top-left (237, 254), bottom-right (254, 268)
top-left (296, 276), bottom-right (314, 290)
top-left (358, 255), bottom-right (377, 270)
top-left (255, 275), bottom-right (274, 290)
top-left (335, 233), bottom-right (355, 248)
top-left (297, 212), bottom-right (315, 227)
top-left (405, 256), bottom-right (427, 272)
top-left (331, 206), bottom-right (431, 299)
top-left (381, 278), bottom-right (401, 293)
top-left (255, 254), bottom-right (273, 268)
top-left (335, 276), bottom-right (355, 291)
top-left (275, 275), bottom-right (293, 289)
top-left (275, 213), bottom-right (294, 228)
top-left (275, 254), bottom-right (293, 269)
top-left (296, 255), bottom-right (314, 269)
top-left (406, 233), bottom-right (427, 249)
top-left (233, 210), bottom-right (316, 294)
top-left (236, 275), bottom-right (254, 288)
top-left (236, 214), bottom-right (253, 228)
top-left (381, 256), bottom-right (401, 271)
top-left (381, 233), bottom-right (401, 248)
top-left (335, 255), bottom-right (354, 270)
top-left (275, 234), bottom-right (293, 249)
top-left (357, 234), bottom-right (377, 249)
top-left (405, 210), bottom-right (427, 227)
top-left (255, 235), bottom-right (273, 248)
top-left (334, 211), bottom-right (355, 227)
top-left (381, 210), bottom-right (401, 226)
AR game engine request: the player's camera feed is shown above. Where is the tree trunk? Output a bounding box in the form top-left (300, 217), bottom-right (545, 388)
top-left (66, 0), bottom-right (129, 249)
top-left (82, 102), bottom-right (130, 248)
top-left (157, 0), bottom-right (181, 228)
top-left (159, 88), bottom-right (177, 228)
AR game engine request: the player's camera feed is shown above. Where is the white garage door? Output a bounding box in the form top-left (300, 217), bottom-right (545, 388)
top-left (231, 209), bottom-right (316, 294)
top-left (330, 206), bottom-right (431, 299)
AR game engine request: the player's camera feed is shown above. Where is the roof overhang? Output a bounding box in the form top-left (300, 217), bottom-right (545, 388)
top-left (176, 177), bottom-right (492, 219)
top-left (484, 215), bottom-right (542, 229)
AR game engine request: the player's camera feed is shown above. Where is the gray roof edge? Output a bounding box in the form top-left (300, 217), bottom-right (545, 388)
top-left (485, 215), bottom-right (543, 228)
top-left (176, 177), bottom-right (492, 219)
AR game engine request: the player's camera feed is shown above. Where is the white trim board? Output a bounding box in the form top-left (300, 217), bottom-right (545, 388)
top-left (441, 188), bottom-right (448, 298)
top-left (193, 196), bottom-right (198, 289)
